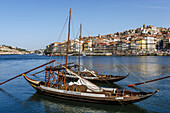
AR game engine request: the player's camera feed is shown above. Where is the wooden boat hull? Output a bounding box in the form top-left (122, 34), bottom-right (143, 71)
top-left (23, 74), bottom-right (158, 105)
top-left (36, 86), bottom-right (155, 105)
top-left (63, 73), bottom-right (130, 83)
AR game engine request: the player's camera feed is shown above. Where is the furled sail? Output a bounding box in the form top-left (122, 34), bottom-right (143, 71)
top-left (63, 66), bottom-right (103, 92)
top-left (81, 67), bottom-right (98, 77)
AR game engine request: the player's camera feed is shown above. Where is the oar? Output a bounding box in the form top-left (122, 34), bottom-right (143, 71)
top-left (0, 60), bottom-right (55, 85)
top-left (31, 70), bottom-right (45, 76)
top-left (128, 75), bottom-right (170, 87)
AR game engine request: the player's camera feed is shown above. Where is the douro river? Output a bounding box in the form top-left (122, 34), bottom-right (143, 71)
top-left (0, 55), bottom-right (169, 113)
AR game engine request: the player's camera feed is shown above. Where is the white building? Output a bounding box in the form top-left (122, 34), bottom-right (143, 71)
top-left (145, 36), bottom-right (156, 52)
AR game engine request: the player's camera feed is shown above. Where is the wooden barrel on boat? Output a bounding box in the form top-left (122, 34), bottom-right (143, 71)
top-left (75, 86), bottom-right (82, 92)
top-left (68, 85), bottom-right (87, 92)
top-left (68, 85), bottom-right (77, 91)
top-left (79, 85), bottom-right (87, 92)
top-left (61, 85), bottom-right (68, 90)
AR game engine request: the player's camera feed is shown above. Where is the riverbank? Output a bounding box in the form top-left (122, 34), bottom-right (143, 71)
top-left (0, 45), bottom-right (30, 55)
top-left (0, 52), bottom-right (30, 55)
top-left (47, 52), bottom-right (170, 56)
top-left (2, 52), bottom-right (169, 56)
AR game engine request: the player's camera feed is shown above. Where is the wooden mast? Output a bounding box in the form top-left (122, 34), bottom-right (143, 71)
top-left (78, 24), bottom-right (82, 72)
top-left (64, 8), bottom-right (71, 85)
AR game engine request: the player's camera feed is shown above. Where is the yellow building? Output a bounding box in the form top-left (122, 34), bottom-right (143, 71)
top-left (141, 38), bottom-right (147, 51)
top-left (136, 39), bottom-right (142, 49)
top-left (136, 38), bottom-right (147, 51)
top-left (83, 42), bottom-right (88, 51)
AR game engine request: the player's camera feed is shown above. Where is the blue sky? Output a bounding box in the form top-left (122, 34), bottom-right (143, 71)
top-left (0, 0), bottom-right (170, 50)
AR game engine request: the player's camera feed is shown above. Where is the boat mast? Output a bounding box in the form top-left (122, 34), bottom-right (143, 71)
top-left (78, 24), bottom-right (82, 72)
top-left (64, 8), bottom-right (71, 85)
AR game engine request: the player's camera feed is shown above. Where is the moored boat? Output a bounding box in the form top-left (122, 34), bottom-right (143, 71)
top-left (22, 67), bottom-right (158, 105)
top-left (47, 63), bottom-right (129, 83)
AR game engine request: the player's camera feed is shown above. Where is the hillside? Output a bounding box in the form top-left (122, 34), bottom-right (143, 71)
top-left (0, 45), bottom-right (30, 55)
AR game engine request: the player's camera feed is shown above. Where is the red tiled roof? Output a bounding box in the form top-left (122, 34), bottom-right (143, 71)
top-left (166, 37), bottom-right (170, 39)
top-left (109, 42), bottom-right (117, 45)
top-left (102, 43), bottom-right (106, 45)
top-left (107, 33), bottom-right (113, 36)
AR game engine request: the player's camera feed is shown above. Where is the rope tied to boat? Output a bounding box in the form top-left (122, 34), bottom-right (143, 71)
top-left (112, 57), bottom-right (157, 90)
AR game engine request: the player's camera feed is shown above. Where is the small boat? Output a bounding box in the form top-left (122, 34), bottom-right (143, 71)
top-left (48, 63), bottom-right (130, 83)
top-left (22, 63), bottom-right (158, 105)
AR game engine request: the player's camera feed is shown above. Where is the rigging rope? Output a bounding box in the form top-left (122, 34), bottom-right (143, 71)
top-left (82, 25), bottom-right (91, 36)
top-left (71, 18), bottom-right (75, 40)
top-left (57, 17), bottom-right (68, 42)
top-left (111, 57), bottom-right (157, 90)
top-left (76, 27), bottom-right (80, 39)
top-left (49, 17), bottom-right (68, 60)
top-left (112, 57), bottom-right (129, 74)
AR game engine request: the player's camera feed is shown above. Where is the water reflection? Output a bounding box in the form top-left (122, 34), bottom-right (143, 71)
top-left (0, 88), bottom-right (22, 103)
top-left (29, 93), bottom-right (147, 113)
top-left (126, 64), bottom-right (170, 81)
top-left (81, 57), bottom-right (128, 76)
top-left (80, 56), bottom-right (170, 82)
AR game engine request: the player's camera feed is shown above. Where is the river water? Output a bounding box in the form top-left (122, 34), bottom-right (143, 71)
top-left (0, 55), bottom-right (169, 113)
